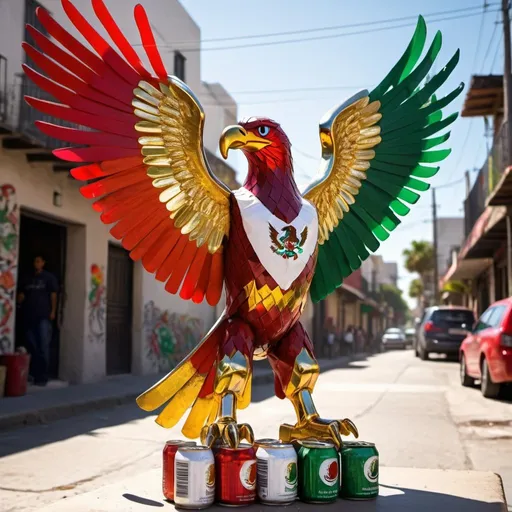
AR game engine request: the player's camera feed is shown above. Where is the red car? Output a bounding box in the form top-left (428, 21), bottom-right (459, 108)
top-left (460, 298), bottom-right (512, 398)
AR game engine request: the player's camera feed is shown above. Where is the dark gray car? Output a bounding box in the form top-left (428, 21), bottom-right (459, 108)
top-left (415, 307), bottom-right (475, 360)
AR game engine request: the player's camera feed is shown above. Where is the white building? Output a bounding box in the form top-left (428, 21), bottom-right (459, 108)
top-left (436, 217), bottom-right (464, 277)
top-left (0, 0), bottom-right (239, 383)
top-left (361, 255), bottom-right (398, 291)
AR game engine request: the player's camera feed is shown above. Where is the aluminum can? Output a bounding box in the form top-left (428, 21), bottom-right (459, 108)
top-left (256, 442), bottom-right (298, 505)
top-left (255, 438), bottom-right (281, 446)
top-left (297, 440), bottom-right (339, 503)
top-left (162, 440), bottom-right (196, 502)
top-left (340, 441), bottom-right (379, 500)
top-left (174, 445), bottom-right (215, 509)
top-left (215, 443), bottom-right (257, 506)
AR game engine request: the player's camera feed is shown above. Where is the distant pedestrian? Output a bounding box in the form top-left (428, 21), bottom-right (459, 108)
top-left (17, 255), bottom-right (58, 386)
top-left (344, 325), bottom-right (355, 355)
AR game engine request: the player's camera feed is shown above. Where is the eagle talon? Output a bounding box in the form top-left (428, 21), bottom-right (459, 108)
top-left (201, 419), bottom-right (254, 448)
top-left (279, 416), bottom-right (358, 450)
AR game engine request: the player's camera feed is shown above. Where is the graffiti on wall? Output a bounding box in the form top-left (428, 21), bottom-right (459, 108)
top-left (88, 264), bottom-right (106, 343)
top-left (144, 301), bottom-right (204, 372)
top-left (0, 185), bottom-right (18, 354)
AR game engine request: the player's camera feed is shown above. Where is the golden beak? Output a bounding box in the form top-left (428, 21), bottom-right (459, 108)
top-left (219, 125), bottom-right (271, 159)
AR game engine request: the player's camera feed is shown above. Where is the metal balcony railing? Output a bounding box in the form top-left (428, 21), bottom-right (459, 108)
top-left (0, 54), bottom-right (7, 123)
top-left (464, 164), bottom-right (487, 237)
top-left (488, 121), bottom-right (510, 191)
top-left (18, 75), bottom-right (76, 150)
top-left (464, 121), bottom-right (510, 236)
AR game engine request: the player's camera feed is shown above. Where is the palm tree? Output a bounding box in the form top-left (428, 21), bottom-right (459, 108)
top-left (409, 278), bottom-right (424, 299)
top-left (403, 241), bottom-right (434, 282)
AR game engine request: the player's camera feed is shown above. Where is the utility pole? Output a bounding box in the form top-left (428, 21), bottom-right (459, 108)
top-left (432, 188), bottom-right (439, 303)
top-left (503, 0), bottom-right (512, 295)
top-left (502, 0), bottom-right (512, 142)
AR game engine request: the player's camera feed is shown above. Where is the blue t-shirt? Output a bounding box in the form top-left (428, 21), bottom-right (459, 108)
top-left (22, 270), bottom-right (58, 323)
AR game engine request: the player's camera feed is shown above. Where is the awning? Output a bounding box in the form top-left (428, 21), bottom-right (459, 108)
top-left (461, 75), bottom-right (503, 117)
top-left (340, 283), bottom-right (366, 301)
top-left (459, 206), bottom-right (507, 259)
top-left (440, 205), bottom-right (507, 287)
top-left (360, 304), bottom-right (373, 314)
top-left (440, 257), bottom-right (492, 285)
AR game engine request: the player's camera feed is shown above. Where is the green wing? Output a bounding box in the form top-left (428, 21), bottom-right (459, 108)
top-left (303, 16), bottom-right (463, 303)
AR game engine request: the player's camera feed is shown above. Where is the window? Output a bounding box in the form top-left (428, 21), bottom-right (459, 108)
top-left (431, 309), bottom-right (474, 329)
top-left (474, 308), bottom-right (495, 332)
top-left (174, 52), bottom-right (186, 82)
top-left (488, 305), bottom-right (507, 328)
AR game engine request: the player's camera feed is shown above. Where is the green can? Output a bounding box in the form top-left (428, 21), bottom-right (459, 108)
top-left (297, 440), bottom-right (339, 503)
top-left (339, 441), bottom-right (379, 500)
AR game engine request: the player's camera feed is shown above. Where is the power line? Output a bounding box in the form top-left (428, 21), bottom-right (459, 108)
top-left (148, 4), bottom-right (499, 46)
top-left (138, 8), bottom-right (498, 53)
top-left (434, 176), bottom-right (466, 190)
top-left (185, 10), bottom-right (499, 53)
top-left (229, 84), bottom-right (368, 96)
top-left (132, 2), bottom-right (499, 47)
top-left (472, 1), bottom-right (490, 70)
top-left (293, 147), bottom-right (319, 160)
top-left (479, 9), bottom-right (500, 72)
top-left (490, 32), bottom-right (504, 72)
top-left (199, 93), bottom-right (348, 107)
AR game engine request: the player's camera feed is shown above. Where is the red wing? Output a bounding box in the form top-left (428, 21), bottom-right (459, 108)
top-left (23, 0), bottom-right (229, 306)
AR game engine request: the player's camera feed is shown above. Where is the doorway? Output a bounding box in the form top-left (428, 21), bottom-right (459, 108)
top-left (15, 212), bottom-right (66, 379)
top-left (106, 244), bottom-right (133, 375)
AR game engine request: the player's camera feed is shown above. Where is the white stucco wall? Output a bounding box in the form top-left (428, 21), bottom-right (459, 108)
top-left (201, 82), bottom-right (238, 157)
top-left (1, 150), bottom-right (219, 383)
top-left (0, 152), bottom-right (110, 383)
top-left (0, 0), bottom-right (240, 383)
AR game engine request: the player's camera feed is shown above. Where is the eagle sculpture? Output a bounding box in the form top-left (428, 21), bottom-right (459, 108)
top-left (23, 0), bottom-right (462, 448)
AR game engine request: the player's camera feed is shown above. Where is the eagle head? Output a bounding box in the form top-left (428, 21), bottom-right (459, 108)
top-left (219, 117), bottom-right (291, 171)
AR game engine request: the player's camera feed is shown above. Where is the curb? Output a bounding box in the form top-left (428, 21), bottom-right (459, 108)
top-left (0, 354), bottom-right (369, 432)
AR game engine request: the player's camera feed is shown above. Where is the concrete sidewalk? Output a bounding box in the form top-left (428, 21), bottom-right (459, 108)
top-left (37, 466), bottom-right (507, 511)
top-left (0, 353), bottom-right (366, 431)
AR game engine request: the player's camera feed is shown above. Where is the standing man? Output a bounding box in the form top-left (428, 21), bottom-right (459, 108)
top-left (17, 255), bottom-right (58, 386)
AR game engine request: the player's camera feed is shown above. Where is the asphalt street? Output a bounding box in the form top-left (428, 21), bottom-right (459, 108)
top-left (0, 349), bottom-right (511, 511)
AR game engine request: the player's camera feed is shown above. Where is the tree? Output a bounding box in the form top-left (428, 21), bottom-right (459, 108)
top-left (379, 284), bottom-right (408, 316)
top-left (442, 280), bottom-right (469, 294)
top-left (403, 241), bottom-right (434, 279)
top-left (409, 278), bottom-right (424, 299)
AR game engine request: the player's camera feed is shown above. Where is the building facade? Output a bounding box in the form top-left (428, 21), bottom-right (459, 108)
top-left (441, 75), bottom-right (511, 315)
top-left (0, 0), bottom-right (240, 383)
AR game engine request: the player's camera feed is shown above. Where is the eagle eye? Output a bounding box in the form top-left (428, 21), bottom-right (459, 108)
top-left (258, 126), bottom-right (270, 137)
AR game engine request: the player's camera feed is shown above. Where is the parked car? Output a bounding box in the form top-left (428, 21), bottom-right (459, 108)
top-left (415, 306), bottom-right (475, 360)
top-left (405, 328), bottom-right (416, 347)
top-left (381, 328), bottom-right (406, 350)
top-left (460, 298), bottom-right (512, 398)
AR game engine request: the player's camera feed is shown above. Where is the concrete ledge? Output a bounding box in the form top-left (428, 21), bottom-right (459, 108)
top-left (0, 354), bottom-right (366, 431)
top-left (35, 467), bottom-right (507, 511)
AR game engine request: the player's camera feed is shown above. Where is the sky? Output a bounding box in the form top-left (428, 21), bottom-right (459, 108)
top-left (178, 0), bottom-right (502, 307)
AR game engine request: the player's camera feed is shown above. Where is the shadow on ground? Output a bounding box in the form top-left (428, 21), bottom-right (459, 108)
top-left (119, 485), bottom-right (505, 511)
top-left (0, 355), bottom-right (373, 458)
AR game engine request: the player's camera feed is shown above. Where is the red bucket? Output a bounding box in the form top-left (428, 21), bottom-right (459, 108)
top-left (0, 353), bottom-right (31, 397)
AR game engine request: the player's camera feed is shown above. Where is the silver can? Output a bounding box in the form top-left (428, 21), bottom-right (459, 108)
top-left (174, 446), bottom-right (215, 509)
top-left (256, 442), bottom-right (298, 505)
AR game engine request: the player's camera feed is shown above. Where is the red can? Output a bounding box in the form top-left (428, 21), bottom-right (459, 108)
top-left (162, 439), bottom-right (196, 501)
top-left (215, 443), bottom-right (257, 506)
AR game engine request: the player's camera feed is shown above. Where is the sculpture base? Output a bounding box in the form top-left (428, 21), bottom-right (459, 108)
top-left (37, 467), bottom-right (506, 511)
